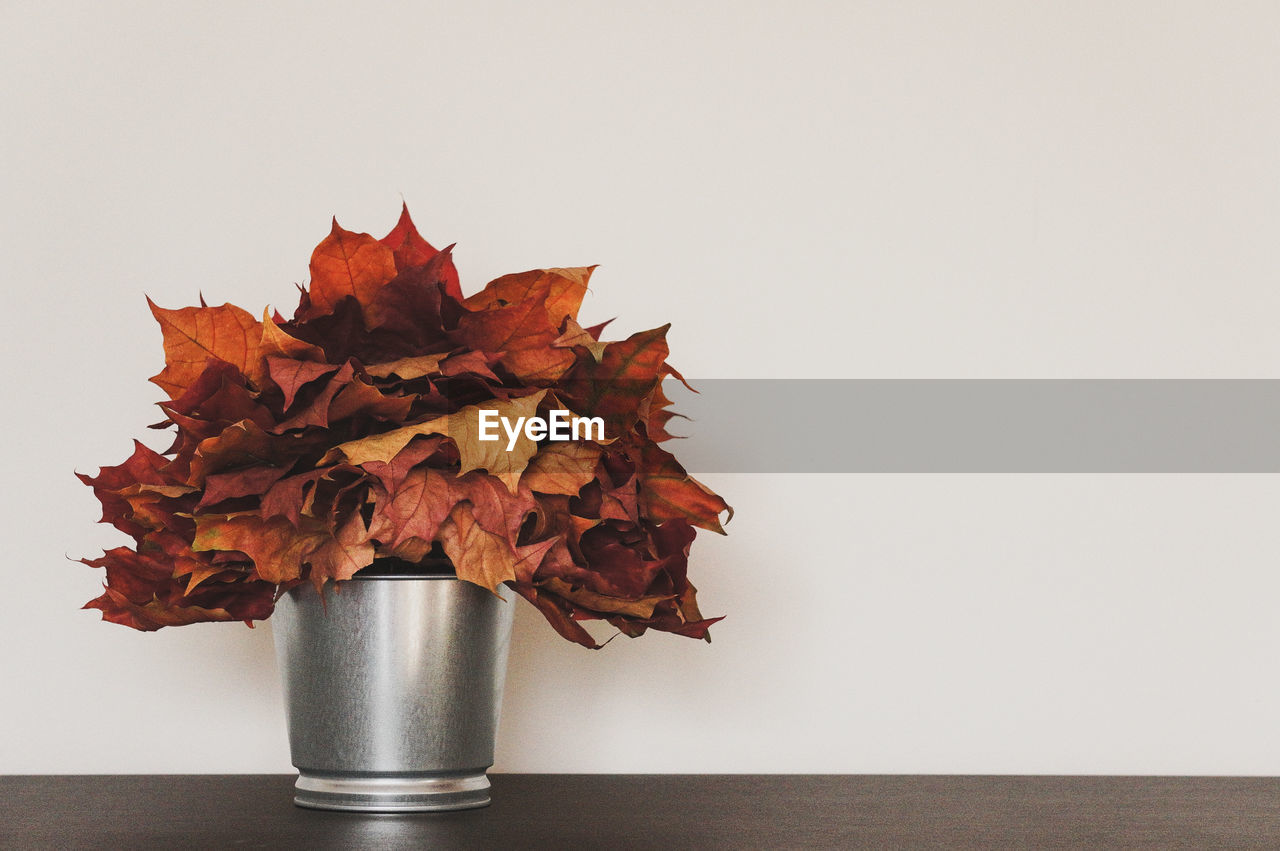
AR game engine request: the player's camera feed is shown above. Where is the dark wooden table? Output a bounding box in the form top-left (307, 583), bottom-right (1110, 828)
top-left (3, 774), bottom-right (1279, 849)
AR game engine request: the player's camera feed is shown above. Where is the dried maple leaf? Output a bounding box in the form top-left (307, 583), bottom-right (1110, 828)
top-left (438, 501), bottom-right (518, 593)
top-left (266, 357), bottom-right (339, 410)
top-left (260, 310), bottom-right (326, 363)
top-left (364, 354), bottom-right (446, 380)
top-left (306, 220), bottom-right (399, 319)
top-left (636, 443), bottom-right (733, 534)
top-left (147, 299), bottom-right (262, 399)
top-left (463, 267), bottom-right (595, 327)
top-left (557, 324), bottom-right (673, 438)
top-left (454, 276), bottom-right (577, 384)
top-left (380, 202), bottom-right (462, 300)
top-left (521, 441), bottom-right (602, 495)
top-left (553, 316), bottom-right (607, 362)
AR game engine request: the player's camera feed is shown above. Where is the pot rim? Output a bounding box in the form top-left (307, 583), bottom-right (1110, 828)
top-left (346, 573), bottom-right (460, 581)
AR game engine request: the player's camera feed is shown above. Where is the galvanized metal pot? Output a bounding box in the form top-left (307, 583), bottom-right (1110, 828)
top-left (271, 575), bottom-right (515, 812)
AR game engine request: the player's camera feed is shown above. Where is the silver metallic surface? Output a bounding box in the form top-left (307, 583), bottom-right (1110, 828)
top-left (272, 576), bottom-right (515, 812)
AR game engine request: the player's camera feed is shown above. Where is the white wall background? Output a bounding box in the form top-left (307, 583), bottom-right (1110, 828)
top-left (3, 1), bottom-right (1280, 774)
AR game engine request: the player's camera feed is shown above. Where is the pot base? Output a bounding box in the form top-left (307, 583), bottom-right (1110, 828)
top-left (293, 772), bottom-right (492, 812)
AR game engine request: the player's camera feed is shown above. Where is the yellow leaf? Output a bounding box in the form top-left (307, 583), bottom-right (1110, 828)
top-left (363, 354), bottom-right (446, 380)
top-left (260, 309), bottom-right (325, 362)
top-left (521, 441), bottom-right (602, 495)
top-left (438, 502), bottom-right (517, 593)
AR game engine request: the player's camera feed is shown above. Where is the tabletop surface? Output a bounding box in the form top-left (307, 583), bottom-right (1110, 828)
top-left (4, 774), bottom-right (1280, 849)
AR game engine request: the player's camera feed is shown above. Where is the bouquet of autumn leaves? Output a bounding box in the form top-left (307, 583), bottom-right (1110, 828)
top-left (78, 207), bottom-right (731, 648)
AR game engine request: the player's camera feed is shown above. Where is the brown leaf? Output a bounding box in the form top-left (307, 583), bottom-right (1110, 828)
top-left (636, 379), bottom-right (689, 443)
top-left (438, 501), bottom-right (517, 592)
top-left (521, 441), bottom-right (602, 495)
top-left (358, 436), bottom-right (445, 493)
top-left (364, 354), bottom-right (445, 380)
top-left (609, 606), bottom-right (724, 641)
top-left (553, 316), bottom-right (607, 362)
top-left (307, 219), bottom-right (398, 317)
top-left (148, 299), bottom-right (262, 399)
top-left (576, 522), bottom-right (668, 598)
top-left (192, 514), bottom-right (313, 584)
top-left (159, 360), bottom-right (272, 444)
top-left (82, 542), bottom-right (196, 603)
top-left (512, 538), bottom-right (558, 583)
top-left (363, 251), bottom-right (459, 344)
top-left (464, 267), bottom-right (595, 326)
top-left (541, 577), bottom-right (670, 618)
top-left (368, 467), bottom-right (536, 560)
top-left (558, 324), bottom-right (671, 438)
top-left (636, 442), bottom-right (732, 534)
top-left (78, 441), bottom-right (175, 537)
top-left (327, 375), bottom-right (415, 424)
top-left (196, 465), bottom-right (292, 509)
top-left (454, 278), bottom-right (576, 384)
top-left (85, 588), bottom-right (249, 630)
top-left (509, 583), bottom-right (601, 649)
top-left (380, 203), bottom-right (463, 299)
top-left (81, 532), bottom-right (276, 630)
top-left (260, 468), bottom-right (329, 525)
top-left (114, 482), bottom-right (198, 533)
top-left (192, 504), bottom-right (374, 589)
top-left (452, 471), bottom-right (539, 543)
top-left (381, 202), bottom-right (439, 267)
top-left (306, 510), bottom-right (375, 587)
top-left (178, 562), bottom-right (230, 595)
top-left (438, 350), bottom-right (501, 381)
top-left (188, 419), bottom-right (308, 487)
top-left (598, 475), bottom-right (640, 523)
top-left (368, 467), bottom-right (460, 553)
top-left (266, 356), bottom-right (338, 410)
top-left (260, 310), bottom-right (326, 363)
top-left (270, 362), bottom-right (355, 432)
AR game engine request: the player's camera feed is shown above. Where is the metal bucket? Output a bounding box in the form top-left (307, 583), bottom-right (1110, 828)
top-left (271, 575), bottom-right (515, 812)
